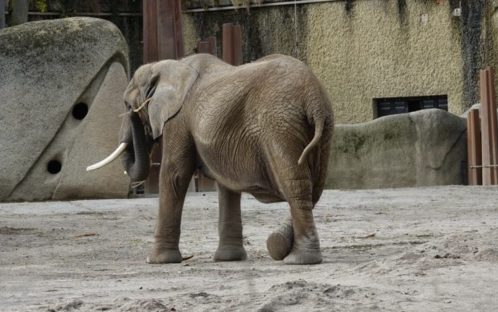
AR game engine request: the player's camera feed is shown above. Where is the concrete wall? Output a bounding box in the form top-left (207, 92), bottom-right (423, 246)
top-left (182, 0), bottom-right (494, 124)
top-left (327, 109), bottom-right (467, 189)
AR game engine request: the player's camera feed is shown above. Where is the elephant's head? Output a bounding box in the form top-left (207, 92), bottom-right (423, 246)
top-left (86, 60), bottom-right (199, 182)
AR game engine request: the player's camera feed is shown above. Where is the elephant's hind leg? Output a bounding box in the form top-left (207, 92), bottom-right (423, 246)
top-left (284, 197), bottom-right (322, 264)
top-left (214, 184), bottom-right (247, 261)
top-left (268, 160), bottom-right (322, 264)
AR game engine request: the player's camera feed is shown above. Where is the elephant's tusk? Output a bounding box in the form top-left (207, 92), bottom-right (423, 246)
top-left (86, 143), bottom-right (128, 171)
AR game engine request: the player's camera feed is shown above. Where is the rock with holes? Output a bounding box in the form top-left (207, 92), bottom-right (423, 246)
top-left (0, 17), bottom-right (130, 201)
top-left (327, 109), bottom-right (467, 189)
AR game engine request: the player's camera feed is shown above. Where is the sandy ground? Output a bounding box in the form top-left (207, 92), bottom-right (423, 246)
top-left (1, 186), bottom-right (498, 312)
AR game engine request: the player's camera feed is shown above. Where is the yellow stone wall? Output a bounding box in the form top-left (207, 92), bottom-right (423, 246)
top-left (306, 1), bottom-right (463, 123)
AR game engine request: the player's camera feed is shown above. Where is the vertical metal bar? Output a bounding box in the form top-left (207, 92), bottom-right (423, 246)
top-left (232, 24), bottom-right (243, 65)
top-left (480, 68), bottom-right (493, 185)
top-left (467, 109), bottom-right (482, 185)
top-left (222, 23), bottom-right (234, 64)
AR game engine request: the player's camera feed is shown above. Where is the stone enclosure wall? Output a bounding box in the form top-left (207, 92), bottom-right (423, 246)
top-left (182, 0), bottom-right (498, 124)
top-left (327, 109), bottom-right (467, 189)
top-left (183, 0), bottom-right (476, 187)
top-left (0, 1), bottom-right (477, 197)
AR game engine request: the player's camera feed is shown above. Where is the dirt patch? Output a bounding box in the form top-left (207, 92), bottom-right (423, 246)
top-left (1, 186), bottom-right (498, 311)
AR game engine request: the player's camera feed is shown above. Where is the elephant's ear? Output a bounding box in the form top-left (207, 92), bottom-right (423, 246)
top-left (147, 60), bottom-right (198, 139)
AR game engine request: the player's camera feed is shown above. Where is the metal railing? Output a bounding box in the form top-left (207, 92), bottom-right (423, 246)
top-left (183, 0), bottom-right (343, 13)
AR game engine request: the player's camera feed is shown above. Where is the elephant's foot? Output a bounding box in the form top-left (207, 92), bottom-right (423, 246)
top-left (146, 248), bottom-right (182, 264)
top-left (283, 234), bottom-right (322, 265)
top-left (214, 245), bottom-right (247, 261)
top-left (283, 248), bottom-right (322, 265)
top-left (266, 223), bottom-right (294, 260)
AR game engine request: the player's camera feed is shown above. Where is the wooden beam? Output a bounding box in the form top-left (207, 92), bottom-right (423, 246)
top-left (232, 24), bottom-right (243, 65)
top-left (143, 0), bottom-right (158, 63)
top-left (208, 36), bottom-right (217, 56)
top-left (486, 67), bottom-right (498, 184)
top-left (197, 40), bottom-right (210, 53)
top-left (143, 0), bottom-right (183, 62)
top-left (142, 0), bottom-right (184, 194)
top-left (467, 109), bottom-right (482, 185)
top-left (222, 23), bottom-right (243, 65)
top-left (479, 67), bottom-right (498, 185)
top-left (157, 0), bottom-right (184, 59)
top-left (222, 23), bottom-right (234, 65)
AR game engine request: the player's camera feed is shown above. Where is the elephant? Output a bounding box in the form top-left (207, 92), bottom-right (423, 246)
top-left (87, 53), bottom-right (334, 264)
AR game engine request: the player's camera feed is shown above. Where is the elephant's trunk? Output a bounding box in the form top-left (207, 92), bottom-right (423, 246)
top-left (122, 113), bottom-right (150, 182)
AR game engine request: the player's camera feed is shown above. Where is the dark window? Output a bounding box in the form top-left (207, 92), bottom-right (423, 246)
top-left (374, 95), bottom-right (448, 118)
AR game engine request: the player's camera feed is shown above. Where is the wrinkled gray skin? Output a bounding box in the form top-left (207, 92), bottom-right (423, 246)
top-left (120, 54), bottom-right (333, 264)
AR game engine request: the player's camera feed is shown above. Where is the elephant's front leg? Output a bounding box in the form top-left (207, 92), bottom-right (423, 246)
top-left (146, 166), bottom-right (192, 264)
top-left (147, 131), bottom-right (195, 264)
top-left (214, 184), bottom-right (247, 261)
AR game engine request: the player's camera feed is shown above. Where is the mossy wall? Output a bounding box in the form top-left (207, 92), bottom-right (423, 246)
top-left (183, 4), bottom-right (308, 63)
top-left (183, 0), bottom-right (495, 124)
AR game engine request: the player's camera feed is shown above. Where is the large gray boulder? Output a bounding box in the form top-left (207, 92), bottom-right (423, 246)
top-left (0, 17), bottom-right (130, 201)
top-left (327, 109), bottom-right (467, 189)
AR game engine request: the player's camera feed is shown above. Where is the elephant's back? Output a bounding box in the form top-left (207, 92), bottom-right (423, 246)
top-left (187, 55), bottom-right (329, 193)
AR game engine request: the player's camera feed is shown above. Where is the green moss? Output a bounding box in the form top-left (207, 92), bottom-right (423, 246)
top-left (337, 131), bottom-right (366, 155)
top-left (187, 5), bottom-right (308, 63)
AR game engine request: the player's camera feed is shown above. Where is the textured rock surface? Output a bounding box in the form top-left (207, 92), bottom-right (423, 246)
top-left (0, 17), bottom-right (130, 201)
top-left (327, 109), bottom-right (467, 189)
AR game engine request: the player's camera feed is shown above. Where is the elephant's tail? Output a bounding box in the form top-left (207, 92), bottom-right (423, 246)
top-left (298, 117), bottom-right (325, 166)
